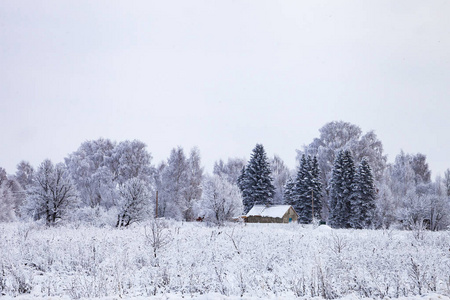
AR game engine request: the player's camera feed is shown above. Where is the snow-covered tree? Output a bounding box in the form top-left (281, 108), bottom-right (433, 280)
top-left (298, 121), bottom-right (387, 216)
top-left (0, 167), bottom-right (7, 186)
top-left (22, 160), bottom-right (79, 225)
top-left (406, 179), bottom-right (450, 231)
top-left (116, 178), bottom-right (153, 227)
top-left (444, 169), bottom-right (450, 197)
top-left (427, 179), bottom-right (450, 231)
top-left (329, 150), bottom-right (355, 228)
top-left (351, 130), bottom-right (387, 183)
top-left (15, 161), bottom-right (34, 190)
top-left (350, 158), bottom-right (376, 229)
top-left (396, 190), bottom-right (429, 229)
top-left (157, 147), bottom-right (203, 221)
top-left (283, 176), bottom-right (296, 206)
top-left (238, 144), bottom-right (275, 213)
top-left (270, 155), bottom-right (291, 205)
top-left (66, 138), bottom-right (155, 213)
top-left (388, 151), bottom-right (437, 229)
top-left (158, 147), bottom-right (188, 220)
top-left (299, 121), bottom-right (361, 191)
top-left (410, 153), bottom-right (431, 185)
top-left (292, 155), bottom-right (323, 223)
top-left (110, 139), bottom-right (154, 186)
top-left (0, 181), bottom-right (16, 222)
top-left (65, 138), bottom-right (117, 208)
top-left (182, 148), bottom-right (203, 221)
top-left (199, 175), bottom-right (243, 225)
top-left (292, 155), bottom-right (309, 222)
top-left (0, 170), bottom-right (25, 221)
top-left (374, 167), bottom-right (397, 229)
top-left (213, 157), bottom-right (246, 185)
top-left (237, 166), bottom-right (247, 199)
top-left (310, 156), bottom-right (323, 219)
top-left (390, 151), bottom-right (416, 198)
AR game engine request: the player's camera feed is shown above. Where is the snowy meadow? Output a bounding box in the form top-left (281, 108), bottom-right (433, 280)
top-left (1, 221), bottom-right (449, 299)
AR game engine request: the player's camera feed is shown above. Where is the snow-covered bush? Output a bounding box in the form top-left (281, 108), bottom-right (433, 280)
top-left (0, 221), bottom-right (449, 299)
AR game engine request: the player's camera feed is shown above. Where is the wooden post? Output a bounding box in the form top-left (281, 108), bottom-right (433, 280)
top-left (155, 190), bottom-right (158, 219)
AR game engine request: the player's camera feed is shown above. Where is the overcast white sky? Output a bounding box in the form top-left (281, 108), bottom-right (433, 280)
top-left (1, 1), bottom-right (449, 177)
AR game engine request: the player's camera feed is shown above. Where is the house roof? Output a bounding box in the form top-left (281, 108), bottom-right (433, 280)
top-left (246, 205), bottom-right (296, 218)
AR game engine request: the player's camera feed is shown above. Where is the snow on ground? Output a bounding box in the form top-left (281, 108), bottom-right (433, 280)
top-left (0, 221), bottom-right (449, 299)
top-left (1, 292), bottom-right (450, 300)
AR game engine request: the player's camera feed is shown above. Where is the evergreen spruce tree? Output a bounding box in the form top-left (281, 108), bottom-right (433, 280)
top-left (294, 155), bottom-right (311, 223)
top-left (310, 155), bottom-right (323, 220)
top-left (237, 166), bottom-right (252, 213)
top-left (283, 176), bottom-right (295, 206)
top-left (350, 158), bottom-right (376, 229)
top-left (329, 150), bottom-right (355, 228)
top-left (292, 155), bottom-right (307, 221)
top-left (294, 155), bottom-right (323, 223)
top-left (238, 144), bottom-right (275, 213)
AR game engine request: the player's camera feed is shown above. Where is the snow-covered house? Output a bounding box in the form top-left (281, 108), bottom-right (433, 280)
top-left (245, 205), bottom-right (298, 223)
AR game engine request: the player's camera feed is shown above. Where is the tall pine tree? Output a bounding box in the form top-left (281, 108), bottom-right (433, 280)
top-left (310, 155), bottom-right (323, 220)
top-left (239, 144), bottom-right (275, 213)
top-left (329, 150), bottom-right (355, 228)
top-left (350, 158), bottom-right (376, 229)
top-left (283, 176), bottom-right (295, 206)
top-left (293, 155), bottom-right (310, 223)
top-left (293, 155), bottom-right (323, 223)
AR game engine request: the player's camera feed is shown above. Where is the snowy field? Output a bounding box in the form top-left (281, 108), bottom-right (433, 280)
top-left (0, 221), bottom-right (449, 300)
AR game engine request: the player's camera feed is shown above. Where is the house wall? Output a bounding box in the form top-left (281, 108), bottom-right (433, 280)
top-left (246, 216), bottom-right (285, 223)
top-left (283, 207), bottom-right (298, 223)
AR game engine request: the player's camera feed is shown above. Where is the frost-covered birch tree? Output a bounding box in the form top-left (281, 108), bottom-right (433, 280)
top-left (0, 180), bottom-right (16, 222)
top-left (183, 148), bottom-right (203, 221)
top-left (15, 161), bottom-right (34, 190)
top-left (213, 157), bottom-right (246, 185)
top-left (157, 148), bottom-right (188, 219)
top-left (65, 138), bottom-right (117, 208)
top-left (110, 139), bottom-right (155, 186)
top-left (199, 175), bottom-right (243, 225)
top-left (270, 155), bottom-right (291, 205)
top-left (0, 169), bottom-right (24, 222)
top-left (444, 169), bottom-right (450, 197)
top-left (116, 178), bottom-right (153, 227)
top-left (157, 147), bottom-right (203, 220)
top-left (389, 151), bottom-right (433, 229)
top-left (22, 160), bottom-right (79, 225)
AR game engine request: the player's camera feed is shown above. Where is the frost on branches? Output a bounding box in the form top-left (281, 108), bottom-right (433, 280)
top-left (116, 178), bottom-right (154, 227)
top-left (199, 175), bottom-right (243, 225)
top-left (156, 147), bottom-right (203, 221)
top-left (22, 160), bottom-right (79, 225)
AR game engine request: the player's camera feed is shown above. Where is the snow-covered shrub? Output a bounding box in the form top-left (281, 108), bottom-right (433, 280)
top-left (66, 205), bottom-right (118, 227)
top-left (0, 221), bottom-right (449, 299)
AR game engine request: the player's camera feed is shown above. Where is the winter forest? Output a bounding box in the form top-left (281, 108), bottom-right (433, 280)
top-left (1, 120), bottom-right (449, 230)
top-left (1, 120), bottom-right (450, 299)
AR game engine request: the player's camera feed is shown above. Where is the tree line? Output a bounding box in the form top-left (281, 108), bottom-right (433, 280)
top-left (1, 121), bottom-right (449, 230)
